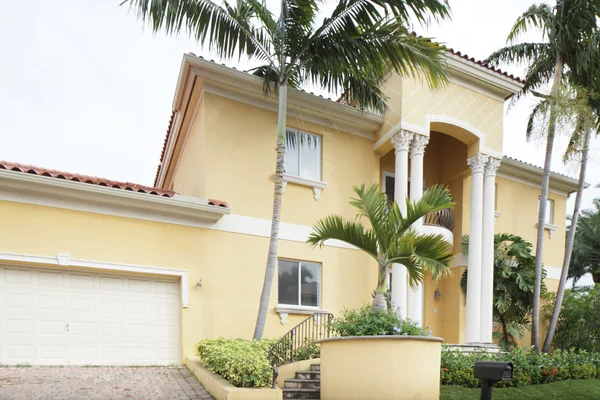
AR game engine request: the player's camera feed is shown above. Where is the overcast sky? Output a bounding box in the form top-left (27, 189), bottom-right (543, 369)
top-left (1, 0), bottom-right (599, 208)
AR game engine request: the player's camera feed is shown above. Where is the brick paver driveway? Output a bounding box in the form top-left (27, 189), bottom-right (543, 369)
top-left (0, 366), bottom-right (214, 400)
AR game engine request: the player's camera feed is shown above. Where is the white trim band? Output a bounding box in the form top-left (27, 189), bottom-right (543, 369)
top-left (0, 168), bottom-right (229, 226)
top-left (0, 252), bottom-right (189, 308)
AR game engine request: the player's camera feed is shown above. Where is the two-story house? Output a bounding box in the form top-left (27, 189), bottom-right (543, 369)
top-left (0, 50), bottom-right (578, 366)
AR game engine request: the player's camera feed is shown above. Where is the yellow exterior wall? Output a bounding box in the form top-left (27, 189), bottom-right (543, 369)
top-left (176, 92), bottom-right (379, 226)
top-left (172, 92), bottom-right (207, 198)
top-left (320, 337), bottom-right (442, 400)
top-left (0, 199), bottom-right (376, 360)
top-left (376, 75), bottom-right (505, 154)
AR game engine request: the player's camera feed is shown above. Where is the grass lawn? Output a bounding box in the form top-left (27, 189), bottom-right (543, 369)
top-left (440, 380), bottom-right (600, 400)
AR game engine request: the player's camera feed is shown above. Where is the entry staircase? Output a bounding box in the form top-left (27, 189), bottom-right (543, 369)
top-left (270, 312), bottom-right (333, 400)
top-left (282, 363), bottom-right (321, 399)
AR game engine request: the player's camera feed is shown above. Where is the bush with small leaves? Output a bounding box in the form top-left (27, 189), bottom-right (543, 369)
top-left (330, 305), bottom-right (429, 337)
top-left (196, 338), bottom-right (278, 387)
top-left (441, 347), bottom-right (600, 388)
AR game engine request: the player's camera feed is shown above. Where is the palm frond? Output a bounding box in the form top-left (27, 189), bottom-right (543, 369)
top-left (122, 0), bottom-right (274, 63)
top-left (398, 185), bottom-right (455, 232)
top-left (506, 3), bottom-right (553, 43)
top-left (486, 42), bottom-right (551, 66)
top-left (349, 184), bottom-right (392, 251)
top-left (388, 232), bottom-right (453, 287)
top-left (307, 215), bottom-right (379, 260)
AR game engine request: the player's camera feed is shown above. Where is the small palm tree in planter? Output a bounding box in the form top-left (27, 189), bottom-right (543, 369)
top-left (308, 184), bottom-right (454, 399)
top-left (307, 183), bottom-right (455, 310)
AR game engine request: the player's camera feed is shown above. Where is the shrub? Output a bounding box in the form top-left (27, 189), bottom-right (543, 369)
top-left (196, 338), bottom-right (277, 387)
top-left (545, 286), bottom-right (600, 352)
top-left (440, 347), bottom-right (600, 388)
top-left (330, 305), bottom-right (429, 337)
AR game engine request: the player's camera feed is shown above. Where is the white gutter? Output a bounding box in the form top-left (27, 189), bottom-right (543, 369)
top-left (0, 169), bottom-right (229, 226)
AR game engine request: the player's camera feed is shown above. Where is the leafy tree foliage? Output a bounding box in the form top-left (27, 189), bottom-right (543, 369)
top-left (569, 199), bottom-right (600, 285)
top-left (461, 233), bottom-right (545, 350)
top-left (545, 286), bottom-right (600, 352)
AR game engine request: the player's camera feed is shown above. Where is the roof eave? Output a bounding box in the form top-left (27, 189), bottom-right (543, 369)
top-left (0, 169), bottom-right (229, 224)
top-left (445, 53), bottom-right (524, 100)
top-left (499, 157), bottom-right (585, 195)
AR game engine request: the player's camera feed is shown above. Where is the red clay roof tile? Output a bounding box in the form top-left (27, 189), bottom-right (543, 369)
top-left (0, 160), bottom-right (175, 198)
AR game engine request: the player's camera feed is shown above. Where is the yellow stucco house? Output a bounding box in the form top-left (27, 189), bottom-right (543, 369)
top-left (0, 50), bottom-right (579, 366)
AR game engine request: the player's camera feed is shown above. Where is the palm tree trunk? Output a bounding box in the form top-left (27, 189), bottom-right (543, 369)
top-left (542, 124), bottom-right (591, 352)
top-left (253, 83), bottom-right (288, 340)
top-left (372, 264), bottom-right (387, 310)
top-left (532, 54), bottom-right (564, 351)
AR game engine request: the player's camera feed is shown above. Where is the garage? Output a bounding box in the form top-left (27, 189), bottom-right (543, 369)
top-left (0, 265), bottom-right (181, 366)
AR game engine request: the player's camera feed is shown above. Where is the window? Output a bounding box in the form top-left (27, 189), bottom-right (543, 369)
top-left (278, 259), bottom-right (321, 308)
top-left (538, 198), bottom-right (554, 225)
top-left (284, 130), bottom-right (322, 181)
top-left (381, 172), bottom-right (425, 203)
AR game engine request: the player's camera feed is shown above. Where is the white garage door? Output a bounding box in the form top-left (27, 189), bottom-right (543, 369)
top-left (0, 265), bottom-right (181, 365)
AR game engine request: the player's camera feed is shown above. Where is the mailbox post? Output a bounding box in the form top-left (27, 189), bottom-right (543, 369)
top-left (473, 361), bottom-right (513, 400)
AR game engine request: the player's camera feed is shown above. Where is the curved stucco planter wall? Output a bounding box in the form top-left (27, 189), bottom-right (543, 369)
top-left (319, 336), bottom-right (443, 400)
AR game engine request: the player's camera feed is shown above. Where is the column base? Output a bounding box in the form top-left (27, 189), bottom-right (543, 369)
top-left (445, 343), bottom-right (500, 354)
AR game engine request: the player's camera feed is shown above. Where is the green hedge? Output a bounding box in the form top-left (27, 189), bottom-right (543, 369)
top-left (196, 338), bottom-right (278, 387)
top-left (196, 337), bottom-right (321, 388)
top-left (441, 347), bottom-right (600, 388)
top-left (331, 305), bottom-right (429, 337)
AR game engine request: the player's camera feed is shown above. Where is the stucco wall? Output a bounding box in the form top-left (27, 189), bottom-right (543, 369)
top-left (174, 92), bottom-right (380, 226)
top-left (0, 200), bottom-right (376, 359)
top-left (376, 74), bottom-right (505, 154)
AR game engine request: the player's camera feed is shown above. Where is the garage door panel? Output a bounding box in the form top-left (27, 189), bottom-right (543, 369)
top-left (0, 265), bottom-right (181, 366)
top-left (4, 268), bottom-right (33, 284)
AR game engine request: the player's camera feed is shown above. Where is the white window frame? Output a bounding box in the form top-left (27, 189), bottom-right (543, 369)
top-left (537, 197), bottom-right (559, 238)
top-left (281, 128), bottom-right (327, 201)
top-left (275, 258), bottom-right (324, 323)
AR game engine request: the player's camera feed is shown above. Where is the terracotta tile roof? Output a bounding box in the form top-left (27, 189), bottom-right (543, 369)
top-left (0, 160), bottom-right (175, 197)
top-left (154, 110), bottom-right (176, 186)
top-left (444, 47), bottom-right (524, 83)
top-left (408, 33), bottom-right (524, 84)
top-left (208, 198), bottom-right (229, 208)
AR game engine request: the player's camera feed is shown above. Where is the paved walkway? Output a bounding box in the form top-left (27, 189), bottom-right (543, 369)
top-left (0, 366), bottom-right (214, 400)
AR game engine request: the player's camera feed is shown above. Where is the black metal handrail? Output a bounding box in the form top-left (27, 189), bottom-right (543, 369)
top-left (424, 208), bottom-right (454, 231)
top-left (270, 312), bottom-right (334, 388)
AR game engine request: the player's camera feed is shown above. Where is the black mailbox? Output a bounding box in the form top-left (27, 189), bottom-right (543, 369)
top-left (473, 361), bottom-right (513, 400)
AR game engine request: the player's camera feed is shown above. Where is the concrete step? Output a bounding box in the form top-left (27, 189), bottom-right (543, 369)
top-left (284, 379), bottom-right (320, 389)
top-left (283, 388), bottom-right (321, 399)
top-left (295, 370), bottom-right (320, 380)
top-left (309, 364), bottom-right (320, 372)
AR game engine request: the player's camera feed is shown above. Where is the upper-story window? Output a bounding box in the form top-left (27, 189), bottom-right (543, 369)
top-left (284, 129), bottom-right (322, 181)
top-left (538, 198), bottom-right (554, 225)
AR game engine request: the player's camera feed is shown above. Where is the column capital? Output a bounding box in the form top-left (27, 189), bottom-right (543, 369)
top-left (484, 157), bottom-right (502, 177)
top-left (410, 134), bottom-right (429, 157)
top-left (392, 129), bottom-right (414, 152)
top-left (467, 153), bottom-right (489, 174)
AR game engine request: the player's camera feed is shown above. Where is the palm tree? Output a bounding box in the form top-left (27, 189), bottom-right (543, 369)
top-left (460, 234), bottom-right (544, 350)
top-left (307, 184), bottom-right (454, 310)
top-left (486, 0), bottom-right (600, 351)
top-left (123, 0), bottom-right (451, 339)
top-left (542, 58), bottom-right (600, 352)
top-left (566, 199), bottom-right (600, 284)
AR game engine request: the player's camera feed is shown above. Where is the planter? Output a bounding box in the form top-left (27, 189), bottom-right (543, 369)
top-left (186, 356), bottom-right (282, 400)
top-left (319, 336), bottom-right (443, 400)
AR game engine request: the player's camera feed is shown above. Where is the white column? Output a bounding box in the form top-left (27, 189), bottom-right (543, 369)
top-left (390, 130), bottom-right (413, 318)
top-left (480, 158), bottom-right (501, 343)
top-left (465, 153), bottom-right (488, 344)
top-left (407, 133), bottom-right (429, 325)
